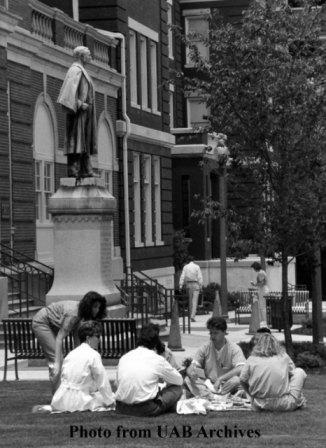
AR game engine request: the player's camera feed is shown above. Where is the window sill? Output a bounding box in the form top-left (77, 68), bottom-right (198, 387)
top-left (36, 221), bottom-right (54, 228)
top-left (134, 241), bottom-right (145, 248)
top-left (155, 240), bottom-right (164, 246)
top-left (145, 241), bottom-right (154, 247)
top-left (152, 110), bottom-right (161, 116)
top-left (142, 106), bottom-right (152, 113)
top-left (131, 102), bottom-right (141, 109)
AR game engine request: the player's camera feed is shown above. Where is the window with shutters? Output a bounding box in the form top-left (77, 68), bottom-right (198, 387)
top-left (153, 157), bottom-right (163, 245)
top-left (129, 30), bottom-right (139, 107)
top-left (133, 153), bottom-right (143, 246)
top-left (143, 155), bottom-right (153, 245)
top-left (167, 0), bottom-right (174, 59)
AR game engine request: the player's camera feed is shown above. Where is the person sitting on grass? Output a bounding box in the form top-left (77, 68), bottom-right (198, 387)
top-left (186, 317), bottom-right (246, 394)
top-left (249, 326), bottom-right (271, 349)
top-left (240, 333), bottom-right (307, 411)
top-left (115, 324), bottom-right (183, 417)
top-left (50, 321), bottom-right (115, 412)
top-left (151, 323), bottom-right (181, 370)
top-left (32, 291), bottom-right (107, 393)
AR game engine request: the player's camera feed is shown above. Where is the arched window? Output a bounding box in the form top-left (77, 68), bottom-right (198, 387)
top-left (33, 94), bottom-right (57, 263)
top-left (94, 112), bottom-right (116, 193)
top-left (33, 98), bottom-right (55, 223)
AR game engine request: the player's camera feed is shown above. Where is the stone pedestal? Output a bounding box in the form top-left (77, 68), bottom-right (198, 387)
top-left (46, 177), bottom-right (125, 317)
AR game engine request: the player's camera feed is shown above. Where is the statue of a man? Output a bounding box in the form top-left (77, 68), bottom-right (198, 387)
top-left (57, 46), bottom-right (96, 178)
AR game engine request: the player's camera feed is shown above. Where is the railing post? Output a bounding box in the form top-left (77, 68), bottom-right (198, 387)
top-left (0, 276), bottom-right (8, 320)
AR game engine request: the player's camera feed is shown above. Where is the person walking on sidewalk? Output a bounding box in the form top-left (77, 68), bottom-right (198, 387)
top-left (179, 257), bottom-right (203, 322)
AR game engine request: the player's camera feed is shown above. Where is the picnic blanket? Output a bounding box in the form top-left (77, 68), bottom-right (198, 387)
top-left (177, 378), bottom-right (252, 414)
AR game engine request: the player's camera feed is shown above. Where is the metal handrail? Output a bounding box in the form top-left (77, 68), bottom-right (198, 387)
top-left (0, 244), bottom-right (53, 317)
top-left (121, 267), bottom-right (190, 332)
top-left (0, 243), bottom-right (53, 274)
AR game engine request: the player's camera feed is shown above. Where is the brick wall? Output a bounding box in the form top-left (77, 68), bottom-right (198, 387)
top-left (9, 0), bottom-right (31, 30)
top-left (79, 0), bottom-right (127, 33)
top-left (0, 47), bottom-right (10, 244)
top-left (8, 61), bottom-right (35, 256)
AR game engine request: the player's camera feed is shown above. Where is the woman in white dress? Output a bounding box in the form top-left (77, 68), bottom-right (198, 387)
top-left (51, 321), bottom-right (115, 412)
top-left (251, 262), bottom-right (269, 327)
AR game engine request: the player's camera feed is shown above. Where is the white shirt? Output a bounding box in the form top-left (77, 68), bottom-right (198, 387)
top-left (179, 261), bottom-right (203, 289)
top-left (115, 346), bottom-right (183, 404)
top-left (51, 343), bottom-right (115, 412)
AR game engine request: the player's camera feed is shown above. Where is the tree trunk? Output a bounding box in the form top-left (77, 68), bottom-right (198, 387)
top-left (219, 166), bottom-right (228, 318)
top-left (311, 247), bottom-right (323, 345)
top-left (282, 253), bottom-right (293, 357)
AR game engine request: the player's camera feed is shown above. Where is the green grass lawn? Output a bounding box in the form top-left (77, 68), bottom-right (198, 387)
top-left (0, 376), bottom-right (325, 448)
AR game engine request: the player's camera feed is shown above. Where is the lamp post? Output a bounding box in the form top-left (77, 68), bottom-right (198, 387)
top-left (204, 133), bottom-right (230, 318)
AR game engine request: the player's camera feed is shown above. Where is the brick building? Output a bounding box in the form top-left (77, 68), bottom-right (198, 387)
top-left (0, 0), bottom-right (176, 288)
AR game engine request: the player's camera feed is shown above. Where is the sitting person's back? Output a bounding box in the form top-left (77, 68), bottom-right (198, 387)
top-left (241, 352), bottom-right (294, 399)
top-left (240, 334), bottom-right (306, 411)
top-left (115, 324), bottom-right (183, 416)
top-left (51, 321), bottom-right (115, 412)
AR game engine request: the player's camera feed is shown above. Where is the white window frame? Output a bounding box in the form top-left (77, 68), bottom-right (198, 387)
top-left (97, 169), bottom-right (112, 193)
top-left (186, 96), bottom-right (209, 128)
top-left (144, 155), bottom-right (154, 246)
top-left (183, 9), bottom-right (210, 67)
top-left (35, 159), bottom-right (54, 224)
top-left (128, 17), bottom-right (159, 42)
top-left (140, 36), bottom-right (149, 111)
top-left (153, 156), bottom-right (163, 245)
top-left (169, 83), bottom-right (174, 129)
top-left (133, 153), bottom-right (143, 247)
top-left (129, 30), bottom-right (139, 108)
top-left (150, 41), bottom-right (159, 114)
top-left (167, 0), bottom-right (174, 60)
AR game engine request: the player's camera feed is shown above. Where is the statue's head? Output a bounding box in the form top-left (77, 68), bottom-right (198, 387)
top-left (73, 46), bottom-right (91, 65)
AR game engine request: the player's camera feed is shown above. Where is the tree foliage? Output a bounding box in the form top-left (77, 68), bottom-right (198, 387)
top-left (184, 0), bottom-right (326, 350)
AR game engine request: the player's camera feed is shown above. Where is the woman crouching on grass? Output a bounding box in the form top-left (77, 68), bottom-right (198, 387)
top-left (32, 291), bottom-right (107, 393)
top-left (240, 333), bottom-right (307, 411)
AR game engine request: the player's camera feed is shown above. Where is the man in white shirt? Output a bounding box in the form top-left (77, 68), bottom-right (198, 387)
top-left (115, 324), bottom-right (183, 416)
top-left (179, 258), bottom-right (203, 322)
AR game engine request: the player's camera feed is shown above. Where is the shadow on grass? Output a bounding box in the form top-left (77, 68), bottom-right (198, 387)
top-left (0, 375), bottom-right (326, 448)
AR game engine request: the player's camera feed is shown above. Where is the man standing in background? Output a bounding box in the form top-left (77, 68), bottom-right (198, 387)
top-left (179, 257), bottom-right (203, 322)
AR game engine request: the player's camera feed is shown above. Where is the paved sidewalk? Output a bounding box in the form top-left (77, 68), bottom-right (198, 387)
top-left (1, 311), bottom-right (323, 382)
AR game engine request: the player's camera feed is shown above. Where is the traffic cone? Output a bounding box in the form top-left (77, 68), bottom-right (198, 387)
top-left (168, 299), bottom-right (185, 351)
top-left (212, 290), bottom-right (222, 317)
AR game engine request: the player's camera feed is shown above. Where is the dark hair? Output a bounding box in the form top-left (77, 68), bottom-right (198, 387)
top-left (251, 262), bottom-right (262, 271)
top-left (136, 323), bottom-right (162, 351)
top-left (78, 291), bottom-right (107, 320)
top-left (257, 327), bottom-right (271, 334)
top-left (151, 323), bottom-right (166, 355)
top-left (206, 317), bottom-right (227, 332)
top-left (78, 320), bottom-right (102, 343)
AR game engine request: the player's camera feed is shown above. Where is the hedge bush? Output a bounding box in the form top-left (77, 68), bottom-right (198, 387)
top-left (237, 340), bottom-right (326, 369)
